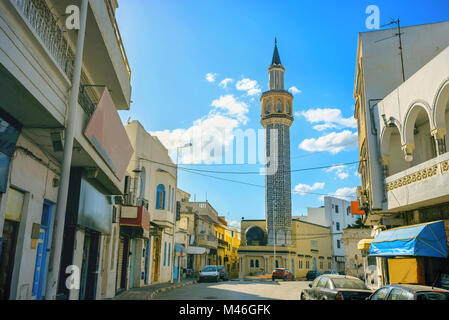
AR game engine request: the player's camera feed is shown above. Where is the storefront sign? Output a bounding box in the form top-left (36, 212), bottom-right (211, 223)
top-left (77, 178), bottom-right (113, 235)
top-left (84, 88), bottom-right (134, 181)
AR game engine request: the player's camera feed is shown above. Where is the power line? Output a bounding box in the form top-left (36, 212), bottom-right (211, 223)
top-left (179, 167), bottom-right (357, 199)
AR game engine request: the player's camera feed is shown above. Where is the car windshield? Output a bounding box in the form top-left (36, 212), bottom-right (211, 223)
top-left (202, 266), bottom-right (217, 272)
top-left (332, 278), bottom-right (367, 290)
top-left (275, 269), bottom-right (284, 272)
top-left (417, 292), bottom-right (449, 300)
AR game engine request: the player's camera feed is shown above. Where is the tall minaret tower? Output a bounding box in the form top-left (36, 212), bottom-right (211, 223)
top-left (261, 39), bottom-right (294, 246)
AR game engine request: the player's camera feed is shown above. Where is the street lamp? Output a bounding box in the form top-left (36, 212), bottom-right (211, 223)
top-left (171, 142), bottom-right (193, 283)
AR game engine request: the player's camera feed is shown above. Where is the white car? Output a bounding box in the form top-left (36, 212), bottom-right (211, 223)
top-left (199, 265), bottom-right (220, 283)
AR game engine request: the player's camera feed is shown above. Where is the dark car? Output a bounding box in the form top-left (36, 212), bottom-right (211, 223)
top-left (367, 284), bottom-right (449, 300)
top-left (217, 265), bottom-right (229, 281)
top-left (306, 270), bottom-right (322, 281)
top-left (300, 275), bottom-right (373, 300)
top-left (272, 268), bottom-right (295, 281)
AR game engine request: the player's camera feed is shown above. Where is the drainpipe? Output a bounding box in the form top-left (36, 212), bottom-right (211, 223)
top-left (45, 0), bottom-right (89, 300)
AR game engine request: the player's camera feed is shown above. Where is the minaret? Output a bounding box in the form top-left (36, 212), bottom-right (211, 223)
top-left (261, 39), bottom-right (294, 246)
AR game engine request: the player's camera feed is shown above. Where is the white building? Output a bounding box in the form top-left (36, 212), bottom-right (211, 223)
top-left (354, 20), bottom-right (449, 287)
top-left (0, 0), bottom-right (132, 300)
top-left (295, 196), bottom-right (359, 272)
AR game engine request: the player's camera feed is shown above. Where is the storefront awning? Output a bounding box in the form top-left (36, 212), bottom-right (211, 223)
top-left (175, 243), bottom-right (185, 256)
top-left (187, 246), bottom-right (208, 255)
top-left (358, 239), bottom-right (373, 251)
top-left (369, 220), bottom-right (448, 258)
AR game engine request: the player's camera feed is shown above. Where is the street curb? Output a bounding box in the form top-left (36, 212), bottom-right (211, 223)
top-left (147, 280), bottom-right (197, 300)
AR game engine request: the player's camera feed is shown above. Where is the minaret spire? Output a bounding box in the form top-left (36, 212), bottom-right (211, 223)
top-left (271, 38), bottom-right (282, 66)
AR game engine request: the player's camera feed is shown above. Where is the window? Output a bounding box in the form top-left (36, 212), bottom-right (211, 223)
top-left (276, 100), bottom-right (282, 113)
top-left (337, 240), bottom-right (341, 249)
top-left (298, 260), bottom-right (303, 269)
top-left (306, 261), bottom-right (310, 269)
top-left (370, 288), bottom-right (390, 300)
top-left (317, 277), bottom-right (328, 288)
top-left (335, 205), bottom-right (339, 213)
top-left (286, 102), bottom-right (291, 114)
top-left (388, 288), bottom-right (407, 300)
top-left (255, 260), bottom-right (259, 268)
top-left (250, 259), bottom-right (254, 268)
top-left (163, 242), bottom-right (167, 266)
top-left (168, 243), bottom-right (171, 266)
top-left (168, 186), bottom-right (171, 211)
top-left (336, 222), bottom-right (340, 231)
top-left (320, 261), bottom-right (323, 269)
top-left (328, 262), bottom-right (331, 269)
top-left (156, 184), bottom-right (166, 210)
top-left (311, 240), bottom-right (318, 247)
top-left (265, 102), bottom-right (271, 114)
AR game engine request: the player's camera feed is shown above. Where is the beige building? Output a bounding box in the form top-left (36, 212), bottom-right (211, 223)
top-left (354, 20), bottom-right (449, 288)
top-left (0, 0), bottom-right (132, 300)
top-left (238, 219), bottom-right (332, 279)
top-left (121, 120), bottom-right (178, 287)
top-left (341, 227), bottom-right (372, 279)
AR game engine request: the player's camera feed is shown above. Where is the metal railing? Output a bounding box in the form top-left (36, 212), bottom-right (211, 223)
top-left (104, 0), bottom-right (131, 80)
top-left (78, 85), bottom-right (97, 117)
top-left (11, 0), bottom-right (75, 79)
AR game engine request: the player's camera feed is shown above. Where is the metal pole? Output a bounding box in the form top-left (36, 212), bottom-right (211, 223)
top-left (397, 19), bottom-right (406, 82)
top-left (45, 0), bottom-right (89, 300)
top-left (171, 147), bottom-right (180, 283)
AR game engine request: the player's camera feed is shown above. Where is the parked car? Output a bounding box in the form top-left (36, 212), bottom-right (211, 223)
top-left (198, 265), bottom-right (220, 283)
top-left (324, 270), bottom-right (338, 275)
top-left (300, 274), bottom-right (373, 300)
top-left (217, 265), bottom-right (229, 281)
top-left (306, 270), bottom-right (322, 281)
top-left (272, 268), bottom-right (295, 281)
top-left (367, 284), bottom-right (449, 300)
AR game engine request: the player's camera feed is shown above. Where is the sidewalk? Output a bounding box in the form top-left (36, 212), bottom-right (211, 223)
top-left (112, 278), bottom-right (197, 300)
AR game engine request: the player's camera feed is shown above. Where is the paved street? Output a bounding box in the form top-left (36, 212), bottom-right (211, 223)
top-left (153, 280), bottom-right (311, 300)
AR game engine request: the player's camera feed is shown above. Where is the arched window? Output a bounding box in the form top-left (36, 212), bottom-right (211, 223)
top-left (255, 260), bottom-right (259, 268)
top-left (156, 184), bottom-right (166, 210)
top-left (250, 259), bottom-right (254, 268)
top-left (286, 102), bottom-right (291, 114)
top-left (276, 100), bottom-right (282, 113)
top-left (265, 102), bottom-right (271, 115)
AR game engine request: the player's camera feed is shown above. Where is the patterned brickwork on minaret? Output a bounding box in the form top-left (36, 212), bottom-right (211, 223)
top-left (261, 40), bottom-right (294, 246)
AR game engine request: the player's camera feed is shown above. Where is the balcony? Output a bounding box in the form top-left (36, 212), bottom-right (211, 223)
top-left (8, 0), bottom-right (132, 110)
top-left (198, 233), bottom-right (218, 249)
top-left (152, 210), bottom-right (175, 228)
top-left (384, 152), bottom-right (449, 212)
top-left (120, 205), bottom-right (151, 238)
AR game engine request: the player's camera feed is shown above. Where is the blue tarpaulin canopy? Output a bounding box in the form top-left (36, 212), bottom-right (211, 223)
top-left (369, 220), bottom-right (448, 258)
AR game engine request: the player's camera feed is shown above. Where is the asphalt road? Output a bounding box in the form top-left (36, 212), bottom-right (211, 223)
top-left (153, 280), bottom-right (312, 300)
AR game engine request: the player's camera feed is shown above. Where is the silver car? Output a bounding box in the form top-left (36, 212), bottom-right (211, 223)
top-left (199, 265), bottom-right (220, 283)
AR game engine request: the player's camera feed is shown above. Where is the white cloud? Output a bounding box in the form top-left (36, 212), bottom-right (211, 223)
top-left (228, 220), bottom-right (241, 230)
top-left (324, 165), bottom-right (349, 180)
top-left (211, 95), bottom-right (249, 124)
top-left (293, 182), bottom-right (325, 195)
top-left (219, 78), bottom-right (234, 89)
top-left (206, 73), bottom-right (218, 83)
top-left (299, 130), bottom-right (358, 154)
top-left (151, 95), bottom-right (250, 164)
top-left (333, 187), bottom-right (357, 200)
top-left (289, 86), bottom-right (302, 95)
top-left (300, 108), bottom-right (357, 131)
top-left (236, 78), bottom-right (262, 96)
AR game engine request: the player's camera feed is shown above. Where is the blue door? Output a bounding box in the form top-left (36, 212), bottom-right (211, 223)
top-left (312, 258), bottom-right (317, 272)
top-left (144, 239), bottom-right (149, 284)
top-left (31, 201), bottom-right (52, 300)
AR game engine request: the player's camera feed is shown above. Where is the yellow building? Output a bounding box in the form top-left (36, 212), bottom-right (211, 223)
top-left (224, 226), bottom-right (241, 279)
top-left (238, 219), bottom-right (332, 279)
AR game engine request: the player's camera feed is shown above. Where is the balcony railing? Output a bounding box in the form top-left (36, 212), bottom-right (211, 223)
top-left (104, 0), bottom-right (131, 80)
top-left (78, 85), bottom-right (97, 117)
top-left (11, 0), bottom-right (75, 79)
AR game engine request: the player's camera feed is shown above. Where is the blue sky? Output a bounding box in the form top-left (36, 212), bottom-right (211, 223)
top-left (116, 0), bottom-right (449, 229)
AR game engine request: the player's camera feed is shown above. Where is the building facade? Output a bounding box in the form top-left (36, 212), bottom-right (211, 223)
top-left (295, 196), bottom-right (359, 272)
top-left (238, 219), bottom-right (332, 279)
top-left (354, 21), bottom-right (449, 288)
top-left (0, 0), bottom-right (132, 300)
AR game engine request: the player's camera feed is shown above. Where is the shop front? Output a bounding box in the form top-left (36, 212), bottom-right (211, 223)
top-left (57, 169), bottom-right (114, 300)
top-left (369, 220), bottom-right (449, 288)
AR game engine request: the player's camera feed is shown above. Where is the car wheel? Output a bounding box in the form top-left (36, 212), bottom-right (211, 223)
top-left (272, 277), bottom-right (275, 281)
top-left (300, 293), bottom-right (306, 300)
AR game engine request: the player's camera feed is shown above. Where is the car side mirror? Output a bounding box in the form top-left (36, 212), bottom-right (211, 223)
top-left (309, 284), bottom-right (312, 288)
